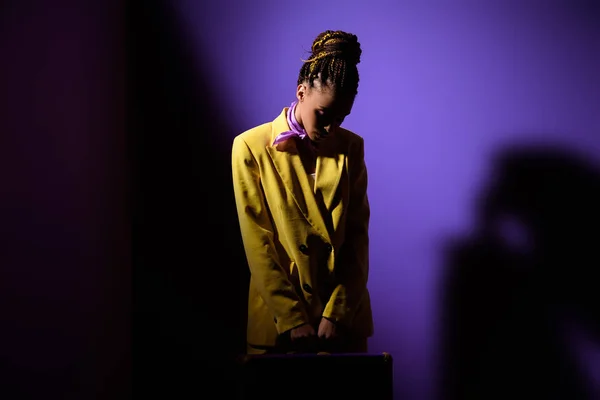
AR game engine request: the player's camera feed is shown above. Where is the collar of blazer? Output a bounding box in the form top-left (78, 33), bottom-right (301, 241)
top-left (265, 108), bottom-right (346, 242)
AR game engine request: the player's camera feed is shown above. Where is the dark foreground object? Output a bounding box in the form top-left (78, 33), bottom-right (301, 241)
top-left (236, 352), bottom-right (394, 400)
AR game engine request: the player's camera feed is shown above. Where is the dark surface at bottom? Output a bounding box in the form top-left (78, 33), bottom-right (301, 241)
top-left (235, 352), bottom-right (394, 400)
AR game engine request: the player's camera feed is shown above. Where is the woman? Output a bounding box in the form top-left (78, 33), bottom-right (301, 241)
top-left (232, 30), bottom-right (373, 354)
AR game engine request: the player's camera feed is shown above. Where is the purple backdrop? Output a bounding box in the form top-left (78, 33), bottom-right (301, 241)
top-left (2, 0), bottom-right (598, 398)
top-left (171, 1), bottom-right (600, 398)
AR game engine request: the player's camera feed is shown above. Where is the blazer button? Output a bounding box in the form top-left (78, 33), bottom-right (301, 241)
top-left (302, 283), bottom-right (313, 294)
top-left (299, 244), bottom-right (308, 254)
top-left (325, 244), bottom-right (332, 253)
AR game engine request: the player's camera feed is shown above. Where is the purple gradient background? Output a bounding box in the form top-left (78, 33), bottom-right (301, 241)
top-left (171, 1), bottom-right (599, 398)
top-left (1, 0), bottom-right (599, 398)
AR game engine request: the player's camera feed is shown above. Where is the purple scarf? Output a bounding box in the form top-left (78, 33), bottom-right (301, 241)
top-left (272, 100), bottom-right (308, 146)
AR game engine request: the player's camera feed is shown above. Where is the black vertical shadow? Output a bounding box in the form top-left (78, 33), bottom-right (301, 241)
top-left (1, 2), bottom-right (129, 399)
top-left (127, 0), bottom-right (249, 397)
top-left (438, 142), bottom-right (600, 399)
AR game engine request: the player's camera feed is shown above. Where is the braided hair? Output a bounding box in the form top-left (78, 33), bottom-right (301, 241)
top-left (297, 30), bottom-right (362, 95)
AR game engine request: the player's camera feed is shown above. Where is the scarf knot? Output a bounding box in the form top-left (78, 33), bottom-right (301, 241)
top-left (273, 101), bottom-right (308, 146)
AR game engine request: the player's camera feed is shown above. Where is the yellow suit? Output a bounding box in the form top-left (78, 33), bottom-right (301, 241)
top-left (232, 106), bottom-right (373, 353)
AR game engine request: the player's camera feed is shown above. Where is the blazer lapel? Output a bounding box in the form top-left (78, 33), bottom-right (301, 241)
top-left (315, 141), bottom-right (345, 214)
top-left (266, 109), bottom-right (331, 242)
top-left (314, 138), bottom-right (346, 241)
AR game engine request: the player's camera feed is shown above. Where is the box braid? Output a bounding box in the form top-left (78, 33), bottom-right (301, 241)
top-left (298, 30), bottom-right (362, 95)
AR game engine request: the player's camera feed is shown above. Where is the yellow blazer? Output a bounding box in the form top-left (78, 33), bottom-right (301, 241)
top-left (232, 106), bottom-right (373, 351)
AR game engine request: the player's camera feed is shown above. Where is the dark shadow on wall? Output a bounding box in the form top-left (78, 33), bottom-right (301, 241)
top-left (1, 2), bottom-right (129, 399)
top-left (438, 142), bottom-right (600, 400)
top-left (127, 0), bottom-right (249, 397)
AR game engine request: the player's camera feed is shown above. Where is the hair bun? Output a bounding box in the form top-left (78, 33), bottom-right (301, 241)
top-left (310, 30), bottom-right (362, 65)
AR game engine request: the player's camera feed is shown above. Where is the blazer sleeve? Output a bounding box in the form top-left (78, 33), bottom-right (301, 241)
top-left (322, 136), bottom-right (370, 328)
top-left (231, 136), bottom-right (310, 334)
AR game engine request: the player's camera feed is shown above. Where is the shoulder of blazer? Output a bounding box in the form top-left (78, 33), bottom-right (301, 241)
top-left (232, 123), bottom-right (274, 164)
top-left (334, 126), bottom-right (365, 149)
top-left (234, 121), bottom-right (272, 148)
top-left (233, 108), bottom-right (287, 152)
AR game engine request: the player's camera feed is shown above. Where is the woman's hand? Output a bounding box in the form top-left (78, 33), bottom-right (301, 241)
top-left (318, 318), bottom-right (337, 340)
top-left (290, 324), bottom-right (316, 341)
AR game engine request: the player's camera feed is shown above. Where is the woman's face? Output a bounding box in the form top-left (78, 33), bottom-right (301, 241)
top-left (295, 80), bottom-right (355, 143)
